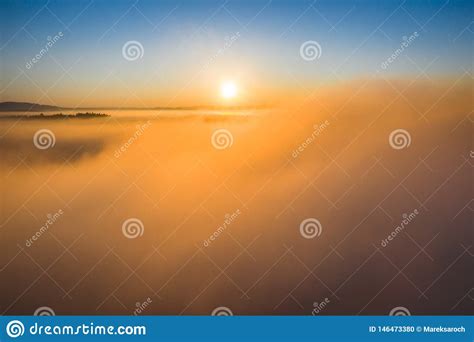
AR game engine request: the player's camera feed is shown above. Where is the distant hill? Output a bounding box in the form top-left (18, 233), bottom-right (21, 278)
top-left (0, 112), bottom-right (110, 120)
top-left (0, 102), bottom-right (64, 112)
top-left (0, 101), bottom-right (269, 112)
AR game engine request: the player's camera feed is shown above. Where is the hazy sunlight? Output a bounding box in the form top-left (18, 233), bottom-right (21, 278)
top-left (220, 81), bottom-right (237, 99)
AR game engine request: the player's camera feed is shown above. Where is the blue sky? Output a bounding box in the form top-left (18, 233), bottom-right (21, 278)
top-left (0, 0), bottom-right (472, 106)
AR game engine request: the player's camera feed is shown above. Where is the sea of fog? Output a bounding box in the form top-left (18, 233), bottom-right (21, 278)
top-left (0, 81), bottom-right (472, 315)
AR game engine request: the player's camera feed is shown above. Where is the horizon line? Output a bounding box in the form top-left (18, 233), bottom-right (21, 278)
top-left (0, 101), bottom-right (271, 112)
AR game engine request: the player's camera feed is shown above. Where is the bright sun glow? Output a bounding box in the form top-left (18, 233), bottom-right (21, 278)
top-left (220, 82), bottom-right (237, 99)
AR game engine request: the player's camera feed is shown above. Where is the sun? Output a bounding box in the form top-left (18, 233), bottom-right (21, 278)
top-left (220, 81), bottom-right (237, 99)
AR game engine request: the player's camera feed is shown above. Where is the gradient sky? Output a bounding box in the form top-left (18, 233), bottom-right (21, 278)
top-left (0, 0), bottom-right (472, 107)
